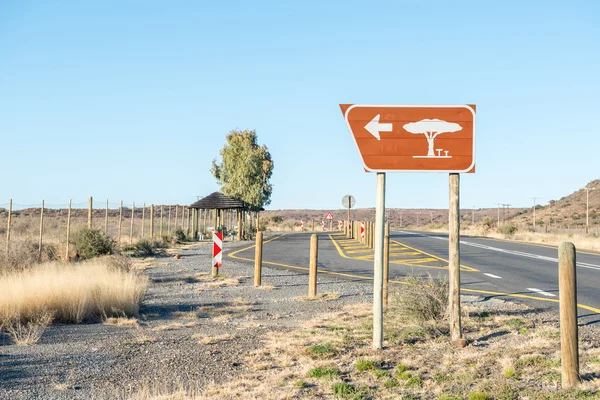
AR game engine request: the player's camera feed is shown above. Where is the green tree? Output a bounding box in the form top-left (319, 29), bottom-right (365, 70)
top-left (211, 129), bottom-right (274, 210)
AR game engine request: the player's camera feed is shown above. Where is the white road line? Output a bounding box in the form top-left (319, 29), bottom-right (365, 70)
top-left (527, 288), bottom-right (557, 297)
top-left (396, 230), bottom-right (600, 271)
top-left (483, 273), bottom-right (502, 279)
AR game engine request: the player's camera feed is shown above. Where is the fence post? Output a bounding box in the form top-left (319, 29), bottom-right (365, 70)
top-left (309, 234), bottom-right (318, 297)
top-left (174, 206), bottom-right (179, 232)
top-left (168, 206), bottom-right (172, 236)
top-left (88, 196), bottom-right (93, 229)
top-left (39, 200), bottom-right (44, 257)
top-left (65, 199), bottom-right (71, 260)
top-left (150, 204), bottom-right (154, 239)
top-left (141, 202), bottom-right (146, 238)
top-left (130, 202), bottom-right (135, 244)
top-left (559, 242), bottom-right (580, 388)
top-left (160, 205), bottom-right (164, 238)
top-left (254, 231), bottom-right (263, 287)
top-left (118, 201), bottom-right (123, 242)
top-left (104, 199), bottom-right (109, 235)
top-left (383, 222), bottom-right (390, 307)
top-left (5, 199), bottom-right (11, 257)
top-left (182, 206), bottom-right (185, 230)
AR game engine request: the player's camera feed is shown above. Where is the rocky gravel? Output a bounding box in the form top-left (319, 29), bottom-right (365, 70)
top-left (0, 239), bottom-right (375, 400)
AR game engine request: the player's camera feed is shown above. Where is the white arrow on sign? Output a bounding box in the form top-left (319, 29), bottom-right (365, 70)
top-left (364, 114), bottom-right (392, 141)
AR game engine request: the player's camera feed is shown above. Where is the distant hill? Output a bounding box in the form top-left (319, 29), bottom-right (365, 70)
top-left (508, 179), bottom-right (600, 230)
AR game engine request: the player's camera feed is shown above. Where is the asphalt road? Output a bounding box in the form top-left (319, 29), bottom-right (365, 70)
top-left (227, 230), bottom-right (600, 325)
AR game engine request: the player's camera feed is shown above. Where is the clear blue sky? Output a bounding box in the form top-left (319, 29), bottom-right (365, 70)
top-left (1, 1), bottom-right (598, 211)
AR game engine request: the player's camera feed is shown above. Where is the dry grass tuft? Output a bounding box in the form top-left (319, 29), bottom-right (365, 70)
top-left (0, 256), bottom-right (147, 344)
top-left (104, 317), bottom-right (140, 328)
top-left (2, 309), bottom-right (53, 345)
top-left (152, 322), bottom-right (185, 331)
top-left (389, 274), bottom-right (448, 324)
top-left (0, 258), bottom-right (148, 329)
top-left (296, 292), bottom-right (341, 302)
top-left (193, 333), bottom-right (234, 345)
top-left (258, 285), bottom-right (276, 291)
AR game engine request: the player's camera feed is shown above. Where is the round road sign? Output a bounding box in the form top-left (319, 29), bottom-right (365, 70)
top-left (342, 195), bottom-right (356, 209)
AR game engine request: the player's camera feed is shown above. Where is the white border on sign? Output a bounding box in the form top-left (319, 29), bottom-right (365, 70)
top-left (343, 104), bottom-right (476, 173)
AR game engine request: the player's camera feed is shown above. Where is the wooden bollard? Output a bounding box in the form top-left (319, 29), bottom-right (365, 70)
top-left (559, 242), bottom-right (580, 388)
top-left (254, 232), bottom-right (263, 287)
top-left (309, 234), bottom-right (318, 297)
top-left (383, 222), bottom-right (390, 306)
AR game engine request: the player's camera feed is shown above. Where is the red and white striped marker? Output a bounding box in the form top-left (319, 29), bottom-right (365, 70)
top-left (300, 219), bottom-right (304, 230)
top-left (338, 220), bottom-right (343, 229)
top-left (360, 221), bottom-right (365, 240)
top-left (321, 220), bottom-right (325, 231)
top-left (213, 231), bottom-right (223, 269)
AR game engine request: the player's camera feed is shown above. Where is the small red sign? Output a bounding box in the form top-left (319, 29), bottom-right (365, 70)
top-left (325, 212), bottom-right (334, 220)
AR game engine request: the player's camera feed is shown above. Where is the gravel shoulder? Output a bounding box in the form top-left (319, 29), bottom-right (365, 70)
top-left (0, 239), bottom-right (375, 400)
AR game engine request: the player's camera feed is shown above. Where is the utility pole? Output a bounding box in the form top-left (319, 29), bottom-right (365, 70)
top-left (417, 211), bottom-right (420, 227)
top-left (530, 197), bottom-right (542, 232)
top-left (586, 187), bottom-right (596, 234)
top-left (430, 210), bottom-right (433, 225)
top-left (472, 205), bottom-right (475, 225)
top-left (496, 203), bottom-right (501, 227)
top-left (502, 204), bottom-right (511, 224)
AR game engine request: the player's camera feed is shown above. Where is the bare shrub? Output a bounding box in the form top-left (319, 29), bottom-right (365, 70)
top-left (389, 274), bottom-right (448, 324)
top-left (2, 308), bottom-right (54, 345)
top-left (0, 239), bottom-right (41, 272)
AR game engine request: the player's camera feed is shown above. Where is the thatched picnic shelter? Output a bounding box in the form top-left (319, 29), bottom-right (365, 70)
top-left (190, 192), bottom-right (249, 241)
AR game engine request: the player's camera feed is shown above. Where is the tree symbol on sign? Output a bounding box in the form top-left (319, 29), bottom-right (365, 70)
top-left (403, 119), bottom-right (462, 159)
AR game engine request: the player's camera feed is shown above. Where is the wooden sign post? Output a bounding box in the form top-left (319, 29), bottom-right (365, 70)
top-left (341, 103), bottom-right (476, 349)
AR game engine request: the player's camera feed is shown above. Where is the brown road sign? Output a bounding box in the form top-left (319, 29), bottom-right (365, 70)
top-left (340, 104), bottom-right (476, 173)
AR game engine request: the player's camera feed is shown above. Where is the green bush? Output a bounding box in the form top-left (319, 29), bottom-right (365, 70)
top-left (71, 229), bottom-right (116, 260)
top-left (355, 358), bottom-right (375, 371)
top-left (499, 224), bottom-right (518, 235)
top-left (332, 382), bottom-right (356, 397)
top-left (308, 366), bottom-right (339, 380)
top-left (132, 239), bottom-right (167, 257)
top-left (175, 229), bottom-right (187, 242)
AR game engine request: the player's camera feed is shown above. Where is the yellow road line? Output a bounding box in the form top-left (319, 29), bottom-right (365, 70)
top-left (391, 239), bottom-right (479, 272)
top-left (228, 234), bottom-right (288, 259)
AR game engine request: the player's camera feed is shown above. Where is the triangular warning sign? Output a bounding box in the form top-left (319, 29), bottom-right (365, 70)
top-left (325, 212), bottom-right (334, 220)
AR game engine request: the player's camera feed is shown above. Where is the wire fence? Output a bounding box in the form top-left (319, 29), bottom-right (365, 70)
top-left (0, 197), bottom-right (246, 261)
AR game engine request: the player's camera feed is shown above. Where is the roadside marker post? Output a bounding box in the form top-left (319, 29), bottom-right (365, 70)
top-left (341, 103), bottom-right (476, 350)
top-left (559, 242), bottom-right (580, 388)
top-left (309, 234), bottom-right (318, 297)
top-left (254, 232), bottom-right (263, 287)
top-left (299, 219), bottom-right (304, 232)
top-left (212, 231), bottom-right (223, 277)
top-left (321, 220), bottom-right (325, 231)
top-left (360, 221), bottom-right (365, 243)
top-left (338, 220), bottom-right (343, 231)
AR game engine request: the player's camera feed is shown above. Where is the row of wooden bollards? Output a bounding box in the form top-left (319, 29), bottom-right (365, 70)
top-left (253, 232), bottom-right (320, 297)
top-left (252, 222), bottom-right (390, 303)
